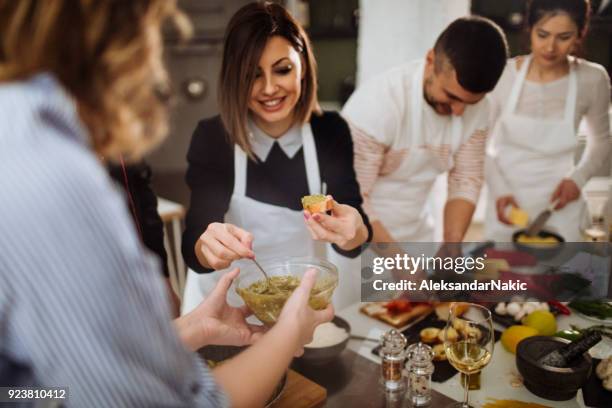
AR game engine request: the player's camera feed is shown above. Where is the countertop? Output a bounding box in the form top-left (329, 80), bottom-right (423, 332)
top-left (335, 302), bottom-right (612, 408)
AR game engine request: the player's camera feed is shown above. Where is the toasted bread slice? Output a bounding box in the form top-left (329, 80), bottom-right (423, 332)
top-left (509, 206), bottom-right (529, 227)
top-left (301, 194), bottom-right (332, 213)
top-left (360, 302), bottom-right (432, 328)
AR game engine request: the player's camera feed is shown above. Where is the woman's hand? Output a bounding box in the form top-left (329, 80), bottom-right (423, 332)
top-left (304, 196), bottom-right (368, 251)
top-left (275, 268), bottom-right (334, 356)
top-left (551, 178), bottom-right (580, 210)
top-left (210, 269), bottom-right (334, 408)
top-left (197, 223), bottom-right (254, 270)
top-left (175, 268), bottom-right (265, 351)
top-left (496, 195), bottom-right (519, 225)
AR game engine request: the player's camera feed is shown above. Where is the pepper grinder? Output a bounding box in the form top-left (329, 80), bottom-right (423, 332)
top-left (380, 329), bottom-right (407, 391)
top-left (406, 342), bottom-right (434, 406)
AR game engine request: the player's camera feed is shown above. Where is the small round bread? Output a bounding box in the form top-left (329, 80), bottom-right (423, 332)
top-left (452, 302), bottom-right (470, 316)
top-left (452, 318), bottom-right (466, 332)
top-left (419, 327), bottom-right (440, 344)
top-left (432, 344), bottom-right (447, 361)
top-left (462, 326), bottom-right (482, 341)
top-left (301, 194), bottom-right (332, 213)
top-left (439, 327), bottom-right (458, 343)
top-left (604, 376), bottom-right (612, 392)
top-left (596, 357), bottom-right (612, 380)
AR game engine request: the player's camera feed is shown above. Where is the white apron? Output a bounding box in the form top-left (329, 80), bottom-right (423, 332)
top-left (182, 123), bottom-right (325, 314)
top-left (485, 55), bottom-right (589, 242)
top-left (368, 62), bottom-right (463, 242)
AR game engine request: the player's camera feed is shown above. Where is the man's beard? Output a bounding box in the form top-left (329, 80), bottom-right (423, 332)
top-left (423, 77), bottom-right (451, 116)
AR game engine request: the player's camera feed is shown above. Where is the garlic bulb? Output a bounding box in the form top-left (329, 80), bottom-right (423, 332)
top-left (506, 302), bottom-right (521, 316)
top-left (495, 302), bottom-right (507, 315)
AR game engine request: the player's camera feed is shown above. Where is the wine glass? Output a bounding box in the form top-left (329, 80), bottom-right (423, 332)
top-left (443, 303), bottom-right (494, 408)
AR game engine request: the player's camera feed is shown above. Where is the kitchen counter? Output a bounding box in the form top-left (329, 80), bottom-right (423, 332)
top-left (291, 346), bottom-right (456, 407)
top-left (334, 302), bottom-right (611, 408)
top-left (200, 302), bottom-right (609, 407)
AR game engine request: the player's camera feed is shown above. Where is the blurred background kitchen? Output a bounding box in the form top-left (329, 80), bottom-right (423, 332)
top-left (153, 0), bottom-right (611, 288)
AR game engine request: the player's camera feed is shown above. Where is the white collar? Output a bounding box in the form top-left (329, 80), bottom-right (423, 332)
top-left (248, 120), bottom-right (303, 161)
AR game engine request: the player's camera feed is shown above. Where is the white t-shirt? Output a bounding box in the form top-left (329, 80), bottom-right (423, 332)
top-left (342, 60), bottom-right (491, 221)
top-left (344, 60), bottom-right (490, 149)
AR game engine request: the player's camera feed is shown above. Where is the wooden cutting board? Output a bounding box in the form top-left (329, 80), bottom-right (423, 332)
top-left (271, 369), bottom-right (326, 408)
top-left (360, 301), bottom-right (433, 328)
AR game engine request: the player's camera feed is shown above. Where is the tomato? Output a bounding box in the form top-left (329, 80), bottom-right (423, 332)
top-left (385, 300), bottom-right (412, 315)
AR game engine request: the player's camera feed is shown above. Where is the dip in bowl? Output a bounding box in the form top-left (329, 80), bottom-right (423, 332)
top-left (512, 229), bottom-right (564, 260)
top-left (236, 257), bottom-right (338, 325)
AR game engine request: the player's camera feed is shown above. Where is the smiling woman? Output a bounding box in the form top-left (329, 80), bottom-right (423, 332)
top-left (181, 1), bottom-right (372, 313)
top-left (248, 37), bottom-right (305, 138)
top-left (218, 1), bottom-right (318, 159)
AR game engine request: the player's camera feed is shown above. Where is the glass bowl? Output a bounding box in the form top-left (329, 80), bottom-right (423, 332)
top-left (235, 257), bottom-right (338, 325)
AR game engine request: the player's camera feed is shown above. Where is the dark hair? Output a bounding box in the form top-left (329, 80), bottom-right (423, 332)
top-left (433, 16), bottom-right (509, 94)
top-left (526, 0), bottom-right (591, 38)
top-left (218, 1), bottom-right (318, 158)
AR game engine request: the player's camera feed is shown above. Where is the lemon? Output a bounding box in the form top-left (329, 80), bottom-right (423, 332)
top-left (522, 310), bottom-right (557, 336)
top-left (501, 325), bottom-right (538, 354)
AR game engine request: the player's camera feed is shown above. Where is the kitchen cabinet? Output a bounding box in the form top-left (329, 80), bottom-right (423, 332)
top-left (149, 0), bottom-right (251, 204)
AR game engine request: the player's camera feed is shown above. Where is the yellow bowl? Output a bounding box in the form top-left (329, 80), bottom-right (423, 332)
top-left (235, 257), bottom-right (338, 325)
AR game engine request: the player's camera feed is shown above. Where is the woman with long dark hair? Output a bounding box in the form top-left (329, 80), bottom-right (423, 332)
top-left (486, 0), bottom-right (610, 241)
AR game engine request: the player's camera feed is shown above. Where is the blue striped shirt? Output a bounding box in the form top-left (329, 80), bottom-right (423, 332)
top-left (0, 74), bottom-right (228, 407)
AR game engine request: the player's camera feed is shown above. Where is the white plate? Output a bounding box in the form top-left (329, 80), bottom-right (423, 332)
top-left (574, 310), bottom-right (612, 325)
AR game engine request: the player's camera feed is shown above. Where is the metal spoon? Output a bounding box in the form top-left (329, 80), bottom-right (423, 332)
top-left (251, 258), bottom-right (279, 293)
top-left (349, 334), bottom-right (379, 343)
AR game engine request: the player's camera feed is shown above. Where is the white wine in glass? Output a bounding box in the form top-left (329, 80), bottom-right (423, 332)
top-left (444, 303), bottom-right (494, 408)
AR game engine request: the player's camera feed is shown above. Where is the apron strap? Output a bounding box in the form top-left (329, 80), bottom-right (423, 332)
top-left (234, 125), bottom-right (322, 197)
top-left (507, 55), bottom-right (532, 115)
top-left (233, 145), bottom-right (247, 197)
top-left (411, 61), bottom-right (425, 148)
top-left (564, 60), bottom-right (578, 123)
top-left (302, 123), bottom-right (322, 194)
top-left (507, 54), bottom-right (577, 122)
top-left (450, 115), bottom-right (463, 154)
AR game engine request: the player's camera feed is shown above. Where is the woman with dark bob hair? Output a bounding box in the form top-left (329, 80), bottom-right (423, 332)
top-left (182, 2), bottom-right (372, 308)
top-left (485, 0), bottom-right (611, 241)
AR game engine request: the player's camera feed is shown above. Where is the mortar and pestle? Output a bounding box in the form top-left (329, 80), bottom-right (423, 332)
top-left (516, 336), bottom-right (594, 401)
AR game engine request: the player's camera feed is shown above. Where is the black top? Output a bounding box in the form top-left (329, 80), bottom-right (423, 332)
top-left (182, 111), bottom-right (372, 274)
top-left (108, 161), bottom-right (169, 277)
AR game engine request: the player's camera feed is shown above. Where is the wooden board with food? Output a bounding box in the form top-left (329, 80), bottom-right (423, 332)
top-left (370, 303), bottom-right (502, 383)
top-left (359, 300), bottom-right (433, 328)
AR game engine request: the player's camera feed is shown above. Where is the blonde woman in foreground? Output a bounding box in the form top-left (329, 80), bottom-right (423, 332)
top-left (0, 1), bottom-right (332, 407)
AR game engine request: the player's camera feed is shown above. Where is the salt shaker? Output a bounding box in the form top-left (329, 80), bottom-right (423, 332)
top-left (406, 342), bottom-right (434, 406)
top-left (380, 329), bottom-right (407, 391)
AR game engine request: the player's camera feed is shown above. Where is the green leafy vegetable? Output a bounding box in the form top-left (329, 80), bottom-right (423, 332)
top-left (568, 300), bottom-right (612, 320)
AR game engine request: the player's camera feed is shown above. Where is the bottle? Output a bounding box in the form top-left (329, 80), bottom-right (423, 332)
top-left (538, 331), bottom-right (602, 367)
top-left (380, 329), bottom-right (407, 392)
top-left (406, 342), bottom-right (434, 406)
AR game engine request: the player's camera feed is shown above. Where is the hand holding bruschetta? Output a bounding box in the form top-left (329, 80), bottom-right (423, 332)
top-left (303, 195), bottom-right (368, 251)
